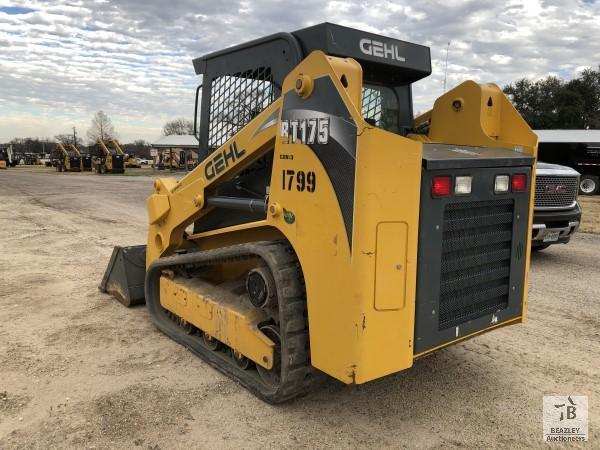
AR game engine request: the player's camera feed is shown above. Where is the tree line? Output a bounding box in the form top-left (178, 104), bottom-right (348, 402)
top-left (503, 66), bottom-right (600, 129)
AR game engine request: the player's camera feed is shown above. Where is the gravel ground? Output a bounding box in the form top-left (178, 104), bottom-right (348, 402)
top-left (1, 169), bottom-right (599, 449)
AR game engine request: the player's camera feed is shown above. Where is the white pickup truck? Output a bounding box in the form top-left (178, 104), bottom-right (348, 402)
top-left (532, 162), bottom-right (581, 250)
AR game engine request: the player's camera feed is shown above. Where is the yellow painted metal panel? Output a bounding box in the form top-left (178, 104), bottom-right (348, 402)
top-left (159, 276), bottom-right (274, 369)
top-left (146, 194), bottom-right (170, 225)
top-left (350, 127), bottom-right (421, 383)
top-left (374, 222), bottom-right (408, 311)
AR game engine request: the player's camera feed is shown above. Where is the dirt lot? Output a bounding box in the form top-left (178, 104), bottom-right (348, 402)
top-left (1, 170), bottom-right (599, 449)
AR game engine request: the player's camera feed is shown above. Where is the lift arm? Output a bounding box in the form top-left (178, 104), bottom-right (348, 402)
top-left (97, 139), bottom-right (111, 157)
top-left (111, 139), bottom-right (125, 155)
top-left (145, 99), bottom-right (282, 265)
top-left (69, 144), bottom-right (82, 157)
top-left (55, 143), bottom-right (69, 158)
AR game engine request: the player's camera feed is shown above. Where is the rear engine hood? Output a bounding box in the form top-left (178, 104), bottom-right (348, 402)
top-left (422, 144), bottom-right (534, 170)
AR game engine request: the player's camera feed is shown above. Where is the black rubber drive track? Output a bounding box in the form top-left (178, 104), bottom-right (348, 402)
top-left (145, 241), bottom-right (313, 403)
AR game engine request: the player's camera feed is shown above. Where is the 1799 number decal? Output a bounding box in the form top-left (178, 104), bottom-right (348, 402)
top-left (282, 169), bottom-right (316, 192)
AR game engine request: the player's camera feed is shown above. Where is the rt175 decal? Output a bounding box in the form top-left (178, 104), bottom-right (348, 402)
top-left (281, 118), bottom-right (329, 145)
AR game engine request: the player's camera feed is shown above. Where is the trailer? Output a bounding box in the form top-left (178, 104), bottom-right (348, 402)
top-left (535, 129), bottom-right (600, 195)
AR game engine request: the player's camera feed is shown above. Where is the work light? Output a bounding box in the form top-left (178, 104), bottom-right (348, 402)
top-left (455, 176), bottom-right (472, 195)
top-left (495, 175), bottom-right (510, 193)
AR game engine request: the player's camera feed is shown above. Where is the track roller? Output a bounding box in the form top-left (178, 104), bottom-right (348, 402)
top-left (246, 266), bottom-right (276, 309)
top-left (231, 350), bottom-right (252, 370)
top-left (202, 332), bottom-right (221, 351)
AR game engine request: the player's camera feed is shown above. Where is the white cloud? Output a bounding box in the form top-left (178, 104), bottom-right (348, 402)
top-left (0, 0), bottom-right (598, 143)
top-left (491, 54), bottom-right (512, 64)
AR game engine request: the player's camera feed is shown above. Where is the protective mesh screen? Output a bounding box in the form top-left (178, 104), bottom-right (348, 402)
top-left (361, 85), bottom-right (400, 133)
top-left (208, 67), bottom-right (275, 150)
top-left (361, 87), bottom-right (383, 126)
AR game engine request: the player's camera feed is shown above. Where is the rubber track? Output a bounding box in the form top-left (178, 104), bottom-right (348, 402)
top-left (145, 241), bottom-right (313, 403)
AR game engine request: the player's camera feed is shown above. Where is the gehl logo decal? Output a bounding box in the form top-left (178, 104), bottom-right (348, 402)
top-left (359, 38), bottom-right (406, 62)
top-left (281, 118), bottom-right (330, 145)
top-left (204, 142), bottom-right (246, 180)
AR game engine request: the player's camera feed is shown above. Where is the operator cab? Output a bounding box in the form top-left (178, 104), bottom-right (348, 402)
top-left (191, 23), bottom-right (431, 233)
top-left (193, 22), bottom-right (432, 158)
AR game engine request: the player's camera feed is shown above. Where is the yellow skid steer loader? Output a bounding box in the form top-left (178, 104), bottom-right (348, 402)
top-left (70, 143), bottom-right (93, 171)
top-left (93, 139), bottom-right (125, 174)
top-left (52, 143), bottom-right (81, 172)
top-left (101, 23), bottom-right (537, 403)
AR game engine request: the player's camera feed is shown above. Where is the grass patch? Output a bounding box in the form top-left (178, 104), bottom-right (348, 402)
top-left (579, 196), bottom-right (600, 234)
top-left (10, 165), bottom-right (56, 174)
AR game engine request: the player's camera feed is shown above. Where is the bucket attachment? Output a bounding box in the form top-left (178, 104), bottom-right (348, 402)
top-left (99, 245), bottom-right (147, 307)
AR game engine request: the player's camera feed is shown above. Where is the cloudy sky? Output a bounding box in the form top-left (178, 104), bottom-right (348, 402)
top-left (0, 0), bottom-right (598, 143)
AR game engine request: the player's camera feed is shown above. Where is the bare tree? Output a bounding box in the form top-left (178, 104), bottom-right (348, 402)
top-left (54, 134), bottom-right (74, 145)
top-left (163, 118), bottom-right (194, 136)
top-left (86, 111), bottom-right (117, 143)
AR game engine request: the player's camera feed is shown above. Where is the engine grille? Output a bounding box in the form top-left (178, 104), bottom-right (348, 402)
top-left (534, 175), bottom-right (578, 209)
top-left (439, 199), bottom-right (514, 330)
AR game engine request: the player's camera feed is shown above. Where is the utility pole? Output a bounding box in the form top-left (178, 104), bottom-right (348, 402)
top-left (443, 41), bottom-right (451, 93)
top-left (72, 126), bottom-right (77, 146)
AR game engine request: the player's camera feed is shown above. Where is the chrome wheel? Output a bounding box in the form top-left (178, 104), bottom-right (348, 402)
top-left (580, 177), bottom-right (598, 195)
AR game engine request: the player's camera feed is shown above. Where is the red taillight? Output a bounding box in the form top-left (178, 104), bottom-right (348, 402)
top-left (512, 174), bottom-right (527, 192)
top-left (432, 176), bottom-right (452, 197)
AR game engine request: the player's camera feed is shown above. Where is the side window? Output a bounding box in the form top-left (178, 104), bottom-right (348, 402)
top-left (208, 67), bottom-right (275, 150)
top-left (361, 84), bottom-right (400, 134)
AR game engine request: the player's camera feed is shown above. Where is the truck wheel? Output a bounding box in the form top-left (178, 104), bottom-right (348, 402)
top-left (579, 175), bottom-right (599, 195)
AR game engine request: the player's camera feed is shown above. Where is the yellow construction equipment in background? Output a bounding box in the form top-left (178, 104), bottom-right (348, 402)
top-left (101, 23), bottom-right (537, 403)
top-left (0, 144), bottom-right (13, 169)
top-left (69, 143), bottom-right (93, 171)
top-left (52, 143), bottom-right (81, 172)
top-left (93, 139), bottom-right (125, 174)
top-left (111, 139), bottom-right (141, 168)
